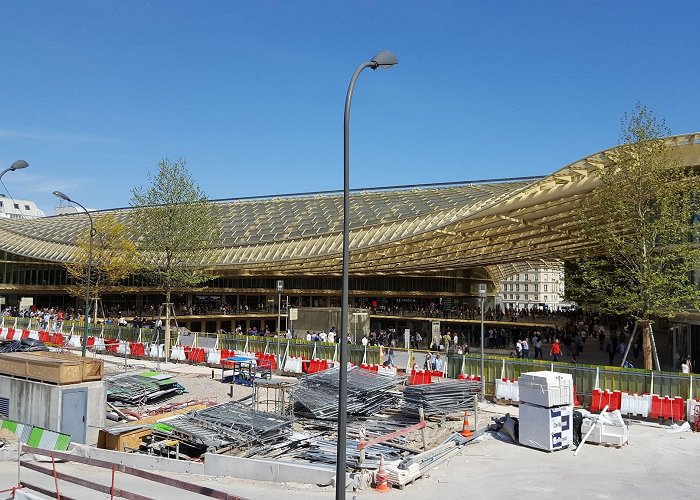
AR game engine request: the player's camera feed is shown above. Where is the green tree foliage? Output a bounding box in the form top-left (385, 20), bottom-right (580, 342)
top-left (129, 158), bottom-right (220, 293)
top-left (567, 103), bottom-right (700, 368)
top-left (65, 214), bottom-right (140, 307)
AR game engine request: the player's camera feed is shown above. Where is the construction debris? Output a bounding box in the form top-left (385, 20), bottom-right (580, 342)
top-left (105, 371), bottom-right (186, 406)
top-left (402, 379), bottom-right (480, 416)
top-left (0, 338), bottom-right (48, 353)
top-left (158, 401), bottom-right (294, 456)
top-left (290, 365), bottom-right (402, 419)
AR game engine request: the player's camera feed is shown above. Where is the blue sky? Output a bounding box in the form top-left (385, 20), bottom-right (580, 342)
top-left (1, 1), bottom-right (699, 214)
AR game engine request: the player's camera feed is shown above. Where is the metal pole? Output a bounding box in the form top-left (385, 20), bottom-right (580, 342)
top-left (337, 60), bottom-right (374, 499)
top-left (63, 199), bottom-right (96, 358)
top-left (277, 292), bottom-right (281, 370)
top-left (480, 296), bottom-right (485, 397)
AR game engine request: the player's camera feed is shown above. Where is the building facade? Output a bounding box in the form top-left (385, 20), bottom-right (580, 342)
top-left (497, 267), bottom-right (567, 311)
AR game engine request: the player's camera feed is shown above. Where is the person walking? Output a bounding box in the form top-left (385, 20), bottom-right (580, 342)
top-left (550, 339), bottom-right (561, 362)
top-left (606, 339), bottom-right (616, 365)
top-left (534, 338), bottom-right (543, 359)
top-left (521, 338), bottom-right (530, 359)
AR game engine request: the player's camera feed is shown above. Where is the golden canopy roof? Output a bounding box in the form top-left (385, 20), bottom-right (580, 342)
top-left (1, 133), bottom-right (698, 282)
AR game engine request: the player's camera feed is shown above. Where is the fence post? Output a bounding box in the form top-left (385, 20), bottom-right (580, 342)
top-left (594, 367), bottom-right (599, 389)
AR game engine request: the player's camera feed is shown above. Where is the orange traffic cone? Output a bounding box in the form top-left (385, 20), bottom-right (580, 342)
top-left (460, 411), bottom-right (473, 438)
top-left (374, 454), bottom-right (390, 492)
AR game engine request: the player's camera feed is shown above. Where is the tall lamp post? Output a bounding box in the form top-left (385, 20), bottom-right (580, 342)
top-left (53, 191), bottom-right (96, 357)
top-left (478, 283), bottom-right (487, 397)
top-left (337, 50), bottom-right (398, 499)
top-left (0, 160), bottom-right (29, 181)
top-left (276, 279), bottom-right (284, 370)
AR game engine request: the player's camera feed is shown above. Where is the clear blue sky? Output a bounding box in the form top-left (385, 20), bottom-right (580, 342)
top-left (2, 1), bottom-right (699, 214)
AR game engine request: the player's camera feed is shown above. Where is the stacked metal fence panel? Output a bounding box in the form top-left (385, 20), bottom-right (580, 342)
top-left (402, 380), bottom-right (480, 416)
top-left (290, 366), bottom-right (402, 419)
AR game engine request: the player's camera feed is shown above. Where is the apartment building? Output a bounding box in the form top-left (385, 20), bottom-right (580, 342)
top-left (497, 268), bottom-right (567, 311)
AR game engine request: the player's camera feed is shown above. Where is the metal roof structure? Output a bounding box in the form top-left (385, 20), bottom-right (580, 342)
top-left (1, 133), bottom-right (699, 284)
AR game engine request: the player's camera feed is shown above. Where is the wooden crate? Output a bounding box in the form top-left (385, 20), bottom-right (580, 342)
top-left (0, 351), bottom-right (103, 385)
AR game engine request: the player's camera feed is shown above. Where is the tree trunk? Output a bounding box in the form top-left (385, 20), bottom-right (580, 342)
top-left (165, 289), bottom-right (171, 362)
top-left (641, 320), bottom-right (653, 371)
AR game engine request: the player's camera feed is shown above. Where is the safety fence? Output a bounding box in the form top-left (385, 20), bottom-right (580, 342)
top-left (3, 316), bottom-right (697, 403)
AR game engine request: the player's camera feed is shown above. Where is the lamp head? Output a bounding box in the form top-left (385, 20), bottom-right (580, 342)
top-left (53, 191), bottom-right (72, 202)
top-left (370, 50), bottom-right (398, 70)
top-left (10, 160), bottom-right (29, 171)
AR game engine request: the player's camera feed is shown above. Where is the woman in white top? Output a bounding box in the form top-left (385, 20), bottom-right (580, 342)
top-left (681, 356), bottom-right (692, 374)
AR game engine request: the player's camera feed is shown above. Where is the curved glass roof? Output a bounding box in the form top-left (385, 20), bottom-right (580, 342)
top-left (0, 133), bottom-right (697, 282)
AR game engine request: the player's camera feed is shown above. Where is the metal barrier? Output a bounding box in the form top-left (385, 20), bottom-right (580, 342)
top-left (8, 314), bottom-right (695, 401)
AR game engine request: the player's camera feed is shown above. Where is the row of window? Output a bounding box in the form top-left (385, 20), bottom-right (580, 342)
top-left (505, 272), bottom-right (564, 282)
top-left (504, 294), bottom-right (551, 302)
top-left (0, 201), bottom-right (31, 211)
top-left (502, 283), bottom-right (557, 293)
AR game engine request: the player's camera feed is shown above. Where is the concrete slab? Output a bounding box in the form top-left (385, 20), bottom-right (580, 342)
top-left (70, 444), bottom-right (205, 474)
top-left (203, 454), bottom-right (337, 485)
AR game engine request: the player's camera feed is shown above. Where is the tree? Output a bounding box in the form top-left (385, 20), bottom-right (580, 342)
top-left (129, 157), bottom-right (220, 358)
top-left (65, 213), bottom-right (140, 317)
top-left (567, 103), bottom-right (700, 369)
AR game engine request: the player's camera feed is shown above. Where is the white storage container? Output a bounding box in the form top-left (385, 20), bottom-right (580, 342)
top-left (518, 402), bottom-right (573, 452)
top-left (518, 371), bottom-right (573, 407)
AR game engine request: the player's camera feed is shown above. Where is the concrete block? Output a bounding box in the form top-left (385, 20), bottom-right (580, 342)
top-left (71, 444), bottom-right (205, 474)
top-left (203, 454), bottom-right (337, 484)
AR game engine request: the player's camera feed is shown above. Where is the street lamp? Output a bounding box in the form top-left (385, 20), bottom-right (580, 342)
top-left (478, 283), bottom-right (487, 397)
top-left (276, 279), bottom-right (284, 370)
top-left (53, 191), bottom-right (96, 357)
top-left (337, 50), bottom-right (398, 498)
top-left (0, 160), bottom-right (29, 180)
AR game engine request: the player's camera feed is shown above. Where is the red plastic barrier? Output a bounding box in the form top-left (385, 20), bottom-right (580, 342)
top-left (128, 342), bottom-right (145, 357)
top-left (590, 389), bottom-right (604, 412)
top-left (38, 331), bottom-right (50, 343)
top-left (52, 333), bottom-right (65, 345)
top-left (104, 338), bottom-right (118, 352)
top-left (21, 329), bottom-right (30, 339)
top-left (649, 395), bottom-right (662, 419)
top-left (610, 390), bottom-right (622, 411)
top-left (6, 329), bottom-right (15, 340)
top-left (672, 397), bottom-right (684, 420)
top-left (86, 336), bottom-right (95, 347)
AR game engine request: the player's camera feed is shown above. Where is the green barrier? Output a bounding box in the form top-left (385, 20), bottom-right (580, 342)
top-left (441, 353), bottom-right (697, 400)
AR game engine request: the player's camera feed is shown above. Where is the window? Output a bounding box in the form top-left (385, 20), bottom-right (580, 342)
top-left (544, 295), bottom-right (548, 301)
top-left (525, 274), bottom-right (529, 281)
top-left (515, 284), bottom-right (520, 292)
top-left (24, 205), bottom-right (30, 210)
top-left (544, 284), bottom-right (548, 292)
top-left (524, 284), bottom-right (529, 292)
top-left (544, 274), bottom-right (548, 281)
top-left (0, 201), bottom-right (3, 207)
top-left (13, 204), bottom-right (19, 209)
top-left (534, 284), bottom-right (539, 292)
top-left (516, 294), bottom-right (520, 300)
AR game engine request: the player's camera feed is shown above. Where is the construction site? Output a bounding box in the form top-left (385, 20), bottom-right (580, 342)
top-left (0, 323), bottom-right (698, 499)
